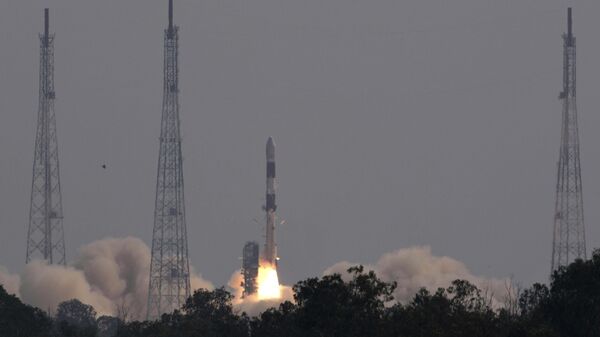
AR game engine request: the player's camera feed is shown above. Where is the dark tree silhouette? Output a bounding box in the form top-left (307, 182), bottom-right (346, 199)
top-left (8, 251), bottom-right (600, 337)
top-left (55, 299), bottom-right (98, 337)
top-left (0, 285), bottom-right (51, 337)
top-left (543, 249), bottom-right (600, 337)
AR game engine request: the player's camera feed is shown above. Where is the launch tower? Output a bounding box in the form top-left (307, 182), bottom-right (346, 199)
top-left (241, 241), bottom-right (259, 297)
top-left (551, 8), bottom-right (586, 272)
top-left (147, 0), bottom-right (191, 319)
top-left (26, 9), bottom-right (66, 265)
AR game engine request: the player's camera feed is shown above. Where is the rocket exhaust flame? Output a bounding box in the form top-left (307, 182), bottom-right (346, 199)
top-left (256, 262), bottom-right (281, 300)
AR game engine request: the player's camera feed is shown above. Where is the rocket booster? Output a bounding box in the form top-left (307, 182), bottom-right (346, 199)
top-left (264, 137), bottom-right (277, 266)
top-left (266, 137), bottom-right (276, 211)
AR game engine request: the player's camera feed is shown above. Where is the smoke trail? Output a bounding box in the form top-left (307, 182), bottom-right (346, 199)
top-left (0, 237), bottom-right (213, 319)
top-left (324, 246), bottom-right (510, 306)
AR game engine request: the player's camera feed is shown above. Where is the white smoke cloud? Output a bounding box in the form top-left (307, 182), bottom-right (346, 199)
top-left (324, 246), bottom-right (510, 306)
top-left (73, 237), bottom-right (154, 318)
top-left (226, 246), bottom-right (510, 316)
top-left (190, 265), bottom-right (214, 292)
top-left (0, 243), bottom-right (511, 318)
top-left (0, 265), bottom-right (21, 297)
top-left (0, 237), bottom-right (213, 319)
top-left (20, 260), bottom-right (115, 315)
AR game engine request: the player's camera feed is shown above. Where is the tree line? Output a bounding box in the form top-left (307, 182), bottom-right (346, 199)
top-left (3, 250), bottom-right (600, 337)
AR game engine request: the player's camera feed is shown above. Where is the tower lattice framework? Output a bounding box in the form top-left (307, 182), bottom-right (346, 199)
top-left (147, 0), bottom-right (191, 320)
top-left (551, 8), bottom-right (586, 272)
top-left (26, 9), bottom-right (66, 265)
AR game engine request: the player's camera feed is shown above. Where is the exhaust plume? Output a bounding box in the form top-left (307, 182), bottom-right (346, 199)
top-left (0, 266), bottom-right (20, 297)
top-left (227, 269), bottom-right (294, 316)
top-left (0, 237), bottom-right (212, 319)
top-left (324, 246), bottom-right (510, 306)
top-left (0, 243), bottom-right (511, 317)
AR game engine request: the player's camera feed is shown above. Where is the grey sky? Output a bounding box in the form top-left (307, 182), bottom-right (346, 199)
top-left (0, 0), bottom-right (598, 288)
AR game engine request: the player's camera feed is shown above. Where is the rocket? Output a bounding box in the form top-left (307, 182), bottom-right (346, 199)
top-left (264, 137), bottom-right (277, 266)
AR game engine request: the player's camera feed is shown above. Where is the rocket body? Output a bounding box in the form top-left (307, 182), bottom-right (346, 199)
top-left (264, 137), bottom-right (277, 266)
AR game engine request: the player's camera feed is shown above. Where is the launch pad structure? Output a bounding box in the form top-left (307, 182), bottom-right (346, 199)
top-left (242, 241), bottom-right (259, 297)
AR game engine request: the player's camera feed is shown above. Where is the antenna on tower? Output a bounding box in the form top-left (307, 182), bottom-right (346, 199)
top-left (168, 0), bottom-right (174, 32)
top-left (44, 9), bottom-right (49, 37)
top-left (568, 7), bottom-right (572, 38)
top-left (44, 8), bottom-right (49, 45)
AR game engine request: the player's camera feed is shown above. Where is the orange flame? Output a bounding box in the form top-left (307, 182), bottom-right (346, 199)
top-left (256, 262), bottom-right (281, 300)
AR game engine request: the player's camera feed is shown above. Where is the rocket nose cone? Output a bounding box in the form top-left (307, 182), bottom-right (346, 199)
top-left (266, 137), bottom-right (275, 159)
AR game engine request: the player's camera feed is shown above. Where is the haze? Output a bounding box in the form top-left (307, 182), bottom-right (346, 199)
top-left (1, 0), bottom-right (599, 288)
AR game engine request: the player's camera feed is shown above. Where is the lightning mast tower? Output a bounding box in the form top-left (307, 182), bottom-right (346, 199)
top-left (147, 0), bottom-right (191, 319)
top-left (551, 8), bottom-right (586, 272)
top-left (26, 9), bottom-right (66, 265)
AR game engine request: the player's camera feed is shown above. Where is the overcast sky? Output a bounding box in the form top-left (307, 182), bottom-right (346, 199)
top-left (0, 0), bottom-right (598, 287)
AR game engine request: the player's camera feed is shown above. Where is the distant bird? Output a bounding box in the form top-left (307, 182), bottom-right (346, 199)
top-left (101, 164), bottom-right (107, 169)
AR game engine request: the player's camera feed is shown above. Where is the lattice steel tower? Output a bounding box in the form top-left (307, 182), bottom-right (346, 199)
top-left (551, 8), bottom-right (586, 272)
top-left (26, 9), bottom-right (66, 265)
top-left (241, 241), bottom-right (259, 297)
top-left (147, 0), bottom-right (191, 319)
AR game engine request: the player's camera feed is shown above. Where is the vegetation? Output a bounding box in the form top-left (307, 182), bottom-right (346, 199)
top-left (3, 250), bottom-right (600, 337)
